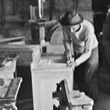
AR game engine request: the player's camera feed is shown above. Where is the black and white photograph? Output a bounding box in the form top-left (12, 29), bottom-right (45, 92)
top-left (0, 0), bottom-right (110, 110)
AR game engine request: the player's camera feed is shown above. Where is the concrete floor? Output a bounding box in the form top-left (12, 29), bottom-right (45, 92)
top-left (16, 92), bottom-right (110, 110)
top-left (94, 92), bottom-right (110, 110)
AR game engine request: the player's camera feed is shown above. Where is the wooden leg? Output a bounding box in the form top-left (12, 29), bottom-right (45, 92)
top-left (12, 105), bottom-right (17, 110)
top-left (4, 103), bottom-right (17, 110)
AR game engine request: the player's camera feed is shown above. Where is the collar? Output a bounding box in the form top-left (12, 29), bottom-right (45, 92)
top-left (75, 24), bottom-right (81, 32)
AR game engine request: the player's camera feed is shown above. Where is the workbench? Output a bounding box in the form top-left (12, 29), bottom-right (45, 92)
top-left (0, 77), bottom-right (22, 110)
top-left (0, 55), bottom-right (18, 79)
top-left (0, 44), bottom-right (41, 66)
top-left (31, 54), bottom-right (74, 110)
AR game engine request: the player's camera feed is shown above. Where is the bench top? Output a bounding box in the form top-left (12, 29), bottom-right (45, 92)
top-left (0, 77), bottom-right (22, 104)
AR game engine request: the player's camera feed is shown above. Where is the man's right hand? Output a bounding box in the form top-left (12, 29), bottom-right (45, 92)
top-left (66, 57), bottom-right (74, 66)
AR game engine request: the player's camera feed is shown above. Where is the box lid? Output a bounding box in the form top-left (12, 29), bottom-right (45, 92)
top-left (31, 54), bottom-right (73, 70)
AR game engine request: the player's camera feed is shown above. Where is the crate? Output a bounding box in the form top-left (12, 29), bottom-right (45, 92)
top-left (31, 54), bottom-right (73, 110)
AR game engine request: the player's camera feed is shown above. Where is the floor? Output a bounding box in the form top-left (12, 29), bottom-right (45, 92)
top-left (94, 92), bottom-right (110, 110)
top-left (93, 68), bottom-right (110, 110)
top-left (16, 92), bottom-right (110, 110)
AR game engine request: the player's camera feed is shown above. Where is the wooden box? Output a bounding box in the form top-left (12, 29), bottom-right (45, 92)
top-left (0, 58), bottom-right (17, 79)
top-left (0, 45), bottom-right (41, 65)
top-left (31, 54), bottom-right (74, 110)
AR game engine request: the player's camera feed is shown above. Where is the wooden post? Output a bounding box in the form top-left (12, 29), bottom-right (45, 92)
top-left (13, 0), bottom-right (17, 15)
top-left (1, 0), bottom-right (5, 27)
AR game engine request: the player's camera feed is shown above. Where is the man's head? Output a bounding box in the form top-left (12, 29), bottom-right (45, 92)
top-left (60, 10), bottom-right (83, 26)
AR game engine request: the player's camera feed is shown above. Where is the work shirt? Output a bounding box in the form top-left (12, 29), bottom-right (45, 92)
top-left (62, 19), bottom-right (98, 66)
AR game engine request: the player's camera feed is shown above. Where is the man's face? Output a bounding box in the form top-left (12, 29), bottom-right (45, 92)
top-left (68, 24), bottom-right (80, 32)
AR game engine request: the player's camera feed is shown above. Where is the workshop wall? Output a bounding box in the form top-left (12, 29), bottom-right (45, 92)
top-left (0, 0), bottom-right (92, 40)
top-left (44, 0), bottom-right (92, 22)
top-left (0, 0), bottom-right (30, 16)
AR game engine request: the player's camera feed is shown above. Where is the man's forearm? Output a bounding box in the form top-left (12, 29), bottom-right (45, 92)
top-left (63, 40), bottom-right (72, 51)
top-left (63, 40), bottom-right (73, 62)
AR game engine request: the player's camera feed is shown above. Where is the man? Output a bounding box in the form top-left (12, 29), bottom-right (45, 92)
top-left (60, 10), bottom-right (99, 101)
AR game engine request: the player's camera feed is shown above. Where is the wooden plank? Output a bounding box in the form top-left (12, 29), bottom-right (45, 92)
top-left (0, 79), bottom-right (11, 98)
top-left (0, 37), bottom-right (25, 44)
top-left (0, 78), bottom-right (22, 105)
top-left (0, 44), bottom-right (40, 51)
top-left (6, 78), bottom-right (22, 99)
top-left (0, 98), bottom-right (15, 105)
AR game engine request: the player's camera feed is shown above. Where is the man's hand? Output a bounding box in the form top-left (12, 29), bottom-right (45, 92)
top-left (66, 59), bottom-right (77, 69)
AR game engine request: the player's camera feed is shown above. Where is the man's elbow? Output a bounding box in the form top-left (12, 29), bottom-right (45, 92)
top-left (86, 51), bottom-right (92, 59)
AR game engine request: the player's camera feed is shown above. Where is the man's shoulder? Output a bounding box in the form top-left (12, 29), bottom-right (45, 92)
top-left (82, 19), bottom-right (93, 25)
top-left (82, 19), bottom-right (94, 29)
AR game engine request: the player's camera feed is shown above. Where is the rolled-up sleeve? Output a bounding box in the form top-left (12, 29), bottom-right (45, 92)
top-left (75, 24), bottom-right (95, 66)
